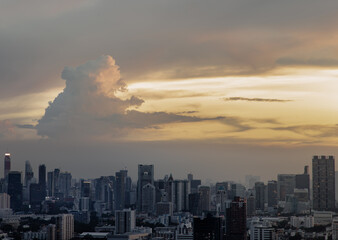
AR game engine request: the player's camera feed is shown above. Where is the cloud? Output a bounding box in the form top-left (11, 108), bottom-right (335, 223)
top-left (276, 58), bottom-right (338, 67)
top-left (273, 124), bottom-right (338, 138)
top-left (0, 120), bottom-right (16, 139)
top-left (36, 56), bottom-right (237, 140)
top-left (223, 97), bottom-right (292, 103)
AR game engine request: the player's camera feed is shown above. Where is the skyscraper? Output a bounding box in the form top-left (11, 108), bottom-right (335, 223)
top-left (295, 166), bottom-right (310, 200)
top-left (254, 182), bottom-right (265, 211)
top-left (47, 171), bottom-right (54, 197)
top-left (115, 170), bottom-right (128, 210)
top-left (24, 160), bottom-right (34, 187)
top-left (193, 214), bottom-right (223, 240)
top-left (115, 209), bottom-right (136, 234)
top-left (137, 164), bottom-right (154, 211)
top-left (277, 174), bottom-right (295, 201)
top-left (312, 155), bottom-right (335, 211)
top-left (56, 214), bottom-right (74, 240)
top-left (4, 153), bottom-right (11, 180)
top-left (267, 181), bottom-right (278, 208)
top-left (226, 197), bottom-right (247, 240)
top-left (39, 164), bottom-right (46, 189)
top-left (199, 186), bottom-right (211, 212)
top-left (7, 171), bottom-right (23, 212)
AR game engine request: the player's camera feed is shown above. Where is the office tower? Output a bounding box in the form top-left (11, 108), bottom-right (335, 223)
top-left (79, 197), bottom-right (90, 211)
top-left (193, 214), bottom-right (223, 240)
top-left (254, 182), bottom-right (265, 211)
top-left (0, 193), bottom-right (10, 209)
top-left (173, 180), bottom-right (191, 212)
top-left (231, 184), bottom-right (246, 198)
top-left (312, 155), bottom-right (335, 211)
top-left (7, 171), bottom-right (22, 212)
top-left (277, 174), bottom-right (295, 201)
top-left (59, 172), bottom-right (72, 198)
top-left (81, 180), bottom-right (91, 198)
top-left (333, 218), bottom-right (338, 240)
top-left (39, 164), bottom-right (46, 187)
top-left (53, 169), bottom-right (60, 197)
top-left (56, 214), bottom-right (74, 240)
top-left (137, 164), bottom-right (154, 211)
top-left (189, 193), bottom-right (201, 216)
top-left (141, 183), bottom-right (155, 214)
top-left (247, 194), bottom-right (255, 217)
top-left (245, 175), bottom-right (260, 189)
top-left (226, 197), bottom-right (247, 240)
top-left (30, 183), bottom-right (44, 209)
top-left (267, 181), bottom-right (278, 208)
top-left (4, 153), bottom-right (11, 180)
top-left (115, 170), bottom-right (127, 210)
top-left (47, 171), bottom-right (54, 197)
top-left (115, 209), bottom-right (136, 234)
top-left (24, 160), bottom-right (34, 187)
top-left (295, 166), bottom-right (310, 200)
top-left (199, 186), bottom-right (211, 212)
top-left (216, 190), bottom-right (227, 214)
top-left (164, 174), bottom-right (174, 203)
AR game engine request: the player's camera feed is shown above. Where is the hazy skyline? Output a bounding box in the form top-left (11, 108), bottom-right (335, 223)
top-left (1, 0), bottom-right (338, 181)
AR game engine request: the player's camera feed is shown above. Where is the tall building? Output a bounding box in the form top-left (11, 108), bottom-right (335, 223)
top-left (199, 186), bottom-right (211, 212)
top-left (47, 171), bottom-right (54, 197)
top-left (193, 214), bottom-right (223, 240)
top-left (39, 164), bottom-right (47, 199)
top-left (115, 170), bottom-right (128, 210)
top-left (312, 155), bottom-right (335, 211)
top-left (277, 174), bottom-right (295, 201)
top-left (24, 160), bottom-right (34, 187)
top-left (59, 172), bottom-right (72, 198)
top-left (81, 180), bottom-right (91, 198)
top-left (141, 183), bottom-right (155, 214)
top-left (173, 180), bottom-right (190, 212)
top-left (226, 197), bottom-right (247, 240)
top-left (254, 182), bottom-right (265, 211)
top-left (247, 194), bottom-right (255, 217)
top-left (0, 193), bottom-right (10, 209)
top-left (189, 193), bottom-right (201, 216)
top-left (137, 164), bottom-right (154, 211)
top-left (7, 171), bottom-right (22, 212)
top-left (4, 153), bottom-right (11, 180)
top-left (267, 181), bottom-right (278, 208)
top-left (295, 166), bottom-right (310, 200)
top-left (115, 209), bottom-right (136, 234)
top-left (56, 214), bottom-right (74, 240)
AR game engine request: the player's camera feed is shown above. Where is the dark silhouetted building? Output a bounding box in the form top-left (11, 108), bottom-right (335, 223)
top-left (115, 170), bottom-right (128, 210)
top-left (7, 171), bottom-right (22, 211)
top-left (246, 194), bottom-right (255, 217)
top-left (137, 164), bottom-right (154, 211)
top-left (267, 181), bottom-right (278, 208)
top-left (313, 155), bottom-right (335, 211)
top-left (226, 197), bottom-right (247, 240)
top-left (295, 166), bottom-right (310, 200)
top-left (193, 214), bottom-right (223, 240)
top-left (254, 182), bottom-right (265, 211)
top-left (199, 186), bottom-right (210, 212)
top-left (189, 193), bottom-right (201, 216)
top-left (4, 153), bottom-right (11, 180)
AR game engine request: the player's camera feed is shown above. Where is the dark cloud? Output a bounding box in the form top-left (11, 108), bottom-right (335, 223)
top-left (224, 97), bottom-right (292, 103)
top-left (276, 58), bottom-right (338, 67)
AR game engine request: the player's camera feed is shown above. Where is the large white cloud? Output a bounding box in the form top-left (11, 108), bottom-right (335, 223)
top-left (36, 56), bottom-right (227, 139)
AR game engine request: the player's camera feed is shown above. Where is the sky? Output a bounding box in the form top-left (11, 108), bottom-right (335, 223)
top-left (1, 0), bottom-right (338, 183)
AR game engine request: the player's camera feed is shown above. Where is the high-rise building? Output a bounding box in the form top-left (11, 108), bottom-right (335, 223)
top-left (199, 186), bottom-right (210, 212)
top-left (30, 183), bottom-right (45, 209)
top-left (137, 164), bottom-right (154, 211)
top-left (267, 181), bottom-right (278, 208)
top-left (56, 214), bottom-right (74, 240)
top-left (39, 164), bottom-right (47, 199)
top-left (4, 153), bottom-right (11, 180)
top-left (7, 171), bottom-right (22, 212)
top-left (59, 172), bottom-right (72, 198)
top-left (226, 197), bottom-right (247, 240)
top-left (189, 193), bottom-right (201, 216)
top-left (0, 193), bottom-right (10, 209)
top-left (141, 183), bottom-right (155, 214)
top-left (254, 182), bottom-right (265, 211)
top-left (53, 169), bottom-right (60, 197)
top-left (47, 171), bottom-right (54, 197)
top-left (193, 214), bottom-right (223, 240)
top-left (81, 180), bottom-right (91, 198)
top-left (115, 209), bottom-right (136, 234)
top-left (24, 160), bottom-right (34, 187)
top-left (173, 180), bottom-right (190, 212)
top-left (115, 170), bottom-right (128, 210)
top-left (312, 155), bottom-right (335, 211)
top-left (277, 174), bottom-right (295, 201)
top-left (247, 194), bottom-right (255, 217)
top-left (295, 166), bottom-right (310, 200)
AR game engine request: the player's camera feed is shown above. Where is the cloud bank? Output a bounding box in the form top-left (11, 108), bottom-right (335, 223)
top-left (36, 56), bottom-right (228, 140)
top-left (224, 97), bottom-right (292, 103)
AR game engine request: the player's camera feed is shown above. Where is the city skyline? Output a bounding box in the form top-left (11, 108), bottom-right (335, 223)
top-left (1, 1), bottom-right (338, 182)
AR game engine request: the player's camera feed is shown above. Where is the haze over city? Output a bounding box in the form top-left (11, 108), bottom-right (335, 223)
top-left (1, 0), bottom-right (338, 181)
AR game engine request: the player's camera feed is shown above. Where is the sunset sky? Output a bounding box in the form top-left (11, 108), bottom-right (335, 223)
top-left (1, 0), bottom-right (338, 182)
